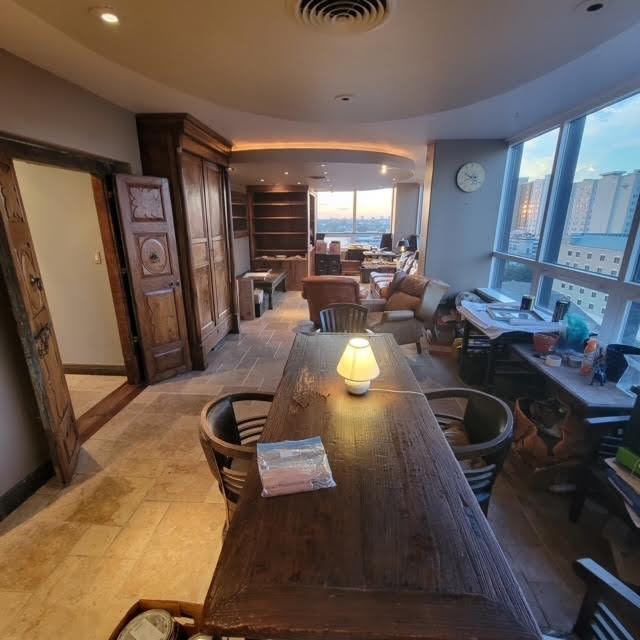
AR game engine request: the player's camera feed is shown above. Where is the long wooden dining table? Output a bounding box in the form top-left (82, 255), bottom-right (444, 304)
top-left (202, 333), bottom-right (541, 639)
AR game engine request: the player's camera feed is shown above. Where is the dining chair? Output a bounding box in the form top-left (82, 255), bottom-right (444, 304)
top-left (199, 392), bottom-right (274, 530)
top-left (425, 387), bottom-right (513, 515)
top-left (319, 303), bottom-right (369, 333)
top-left (540, 558), bottom-right (639, 639)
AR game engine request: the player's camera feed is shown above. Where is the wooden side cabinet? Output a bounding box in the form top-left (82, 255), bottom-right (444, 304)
top-left (137, 113), bottom-right (238, 369)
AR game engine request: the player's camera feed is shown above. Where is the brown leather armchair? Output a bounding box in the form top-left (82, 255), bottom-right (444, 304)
top-left (302, 276), bottom-right (362, 327)
top-left (369, 276), bottom-right (448, 352)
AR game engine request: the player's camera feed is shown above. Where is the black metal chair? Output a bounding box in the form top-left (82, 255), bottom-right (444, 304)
top-left (541, 558), bottom-right (639, 639)
top-left (199, 392), bottom-right (274, 530)
top-left (425, 387), bottom-right (513, 515)
top-left (319, 303), bottom-right (370, 333)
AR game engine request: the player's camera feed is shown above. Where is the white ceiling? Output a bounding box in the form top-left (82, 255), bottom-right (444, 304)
top-left (230, 148), bottom-right (415, 190)
top-left (12, 0), bottom-right (640, 122)
top-left (2, 0), bottom-right (640, 172)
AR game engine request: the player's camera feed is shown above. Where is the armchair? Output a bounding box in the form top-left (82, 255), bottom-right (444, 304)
top-left (369, 275), bottom-right (448, 353)
top-left (301, 276), bottom-right (362, 328)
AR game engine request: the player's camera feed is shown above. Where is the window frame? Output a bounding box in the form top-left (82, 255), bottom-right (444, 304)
top-left (316, 188), bottom-right (395, 241)
top-left (491, 91), bottom-right (640, 343)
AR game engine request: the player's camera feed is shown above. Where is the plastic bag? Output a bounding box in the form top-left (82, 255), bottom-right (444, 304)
top-left (257, 436), bottom-right (336, 497)
top-left (617, 354), bottom-right (640, 397)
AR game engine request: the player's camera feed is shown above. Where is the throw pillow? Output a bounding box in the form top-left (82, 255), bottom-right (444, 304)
top-left (385, 291), bottom-right (420, 311)
top-left (399, 274), bottom-right (428, 298)
top-left (387, 270), bottom-right (407, 296)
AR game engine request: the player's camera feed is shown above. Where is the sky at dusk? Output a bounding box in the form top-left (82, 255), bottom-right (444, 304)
top-left (519, 91), bottom-right (640, 182)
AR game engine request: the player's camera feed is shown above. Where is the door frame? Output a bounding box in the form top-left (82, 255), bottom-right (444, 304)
top-left (0, 130), bottom-right (143, 387)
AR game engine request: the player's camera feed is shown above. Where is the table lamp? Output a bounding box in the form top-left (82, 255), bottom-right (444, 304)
top-left (336, 338), bottom-right (380, 395)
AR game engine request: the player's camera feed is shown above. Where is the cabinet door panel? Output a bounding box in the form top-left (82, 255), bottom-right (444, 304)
top-left (204, 162), bottom-right (231, 322)
top-left (180, 153), bottom-right (216, 339)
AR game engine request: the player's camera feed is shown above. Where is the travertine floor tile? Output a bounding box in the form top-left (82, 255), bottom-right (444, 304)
top-left (69, 524), bottom-right (122, 557)
top-left (106, 501), bottom-right (170, 559)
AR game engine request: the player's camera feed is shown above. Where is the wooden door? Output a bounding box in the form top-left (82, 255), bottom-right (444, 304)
top-left (204, 162), bottom-right (231, 323)
top-left (114, 175), bottom-right (191, 383)
top-left (180, 152), bottom-right (216, 364)
top-left (0, 154), bottom-right (80, 483)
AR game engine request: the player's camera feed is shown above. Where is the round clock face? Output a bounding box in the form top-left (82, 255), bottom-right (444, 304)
top-left (456, 162), bottom-right (485, 192)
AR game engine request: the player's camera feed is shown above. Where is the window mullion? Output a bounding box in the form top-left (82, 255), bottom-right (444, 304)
top-left (352, 190), bottom-right (357, 234)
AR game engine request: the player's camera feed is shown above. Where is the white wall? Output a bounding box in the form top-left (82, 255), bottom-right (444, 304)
top-left (0, 49), bottom-right (141, 172)
top-left (233, 236), bottom-right (251, 275)
top-left (393, 183), bottom-right (421, 248)
top-left (423, 140), bottom-right (508, 294)
top-left (14, 161), bottom-right (124, 367)
top-left (0, 50), bottom-right (142, 506)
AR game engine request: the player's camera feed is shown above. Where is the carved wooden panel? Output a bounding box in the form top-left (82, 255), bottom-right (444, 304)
top-left (191, 241), bottom-right (208, 267)
top-left (0, 153), bottom-right (80, 483)
top-left (205, 163), bottom-right (224, 238)
top-left (0, 160), bottom-right (25, 222)
top-left (143, 288), bottom-right (180, 345)
top-left (129, 184), bottom-right (165, 221)
top-left (137, 234), bottom-right (171, 276)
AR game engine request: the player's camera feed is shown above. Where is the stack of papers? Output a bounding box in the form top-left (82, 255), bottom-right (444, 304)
top-left (257, 436), bottom-right (336, 497)
top-left (606, 458), bottom-right (640, 528)
top-left (459, 301), bottom-right (562, 340)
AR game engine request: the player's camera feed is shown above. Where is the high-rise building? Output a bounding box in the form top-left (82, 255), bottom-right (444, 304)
top-left (512, 175), bottom-right (550, 235)
top-left (566, 178), bottom-right (596, 235)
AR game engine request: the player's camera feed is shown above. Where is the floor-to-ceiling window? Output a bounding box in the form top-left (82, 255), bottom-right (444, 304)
top-left (317, 188), bottom-right (393, 247)
top-left (491, 91), bottom-right (640, 344)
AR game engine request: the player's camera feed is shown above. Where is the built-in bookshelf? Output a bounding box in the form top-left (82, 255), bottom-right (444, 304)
top-left (247, 185), bottom-right (316, 290)
top-left (231, 190), bottom-right (248, 238)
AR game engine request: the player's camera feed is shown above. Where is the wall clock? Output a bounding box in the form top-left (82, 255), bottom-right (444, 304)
top-left (456, 162), bottom-right (485, 193)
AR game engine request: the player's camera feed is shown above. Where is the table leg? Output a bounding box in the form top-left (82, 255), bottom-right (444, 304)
top-left (485, 340), bottom-right (498, 393)
top-left (281, 279), bottom-right (287, 293)
top-left (268, 286), bottom-right (274, 310)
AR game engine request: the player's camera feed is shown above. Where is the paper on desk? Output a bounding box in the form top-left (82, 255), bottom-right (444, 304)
top-left (459, 301), bottom-right (562, 340)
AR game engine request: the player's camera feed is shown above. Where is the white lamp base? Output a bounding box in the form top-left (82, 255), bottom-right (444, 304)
top-left (344, 379), bottom-right (371, 395)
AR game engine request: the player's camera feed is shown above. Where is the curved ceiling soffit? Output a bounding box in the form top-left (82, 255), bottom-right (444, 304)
top-left (1, 2), bottom-right (640, 167)
top-left (230, 148), bottom-right (415, 171)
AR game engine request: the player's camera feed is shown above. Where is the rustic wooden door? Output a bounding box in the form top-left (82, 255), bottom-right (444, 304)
top-left (0, 154), bottom-right (80, 483)
top-left (204, 162), bottom-right (231, 323)
top-left (114, 175), bottom-right (191, 383)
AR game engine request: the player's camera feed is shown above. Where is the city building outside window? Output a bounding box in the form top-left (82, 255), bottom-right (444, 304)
top-left (491, 91), bottom-right (640, 345)
top-left (316, 188), bottom-right (393, 247)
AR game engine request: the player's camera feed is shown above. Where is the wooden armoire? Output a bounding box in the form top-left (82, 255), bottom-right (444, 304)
top-left (136, 114), bottom-right (238, 370)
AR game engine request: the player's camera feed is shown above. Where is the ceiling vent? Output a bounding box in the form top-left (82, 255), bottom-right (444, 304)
top-left (291, 0), bottom-right (392, 35)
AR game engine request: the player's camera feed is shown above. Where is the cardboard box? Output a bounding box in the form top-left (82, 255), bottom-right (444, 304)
top-left (108, 599), bottom-right (204, 640)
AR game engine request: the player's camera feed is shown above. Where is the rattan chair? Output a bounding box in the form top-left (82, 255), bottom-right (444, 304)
top-left (200, 392), bottom-right (274, 530)
top-left (319, 303), bottom-right (370, 333)
top-left (425, 387), bottom-right (513, 515)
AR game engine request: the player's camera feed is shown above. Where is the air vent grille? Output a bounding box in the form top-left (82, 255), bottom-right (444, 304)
top-left (292, 0), bottom-right (391, 34)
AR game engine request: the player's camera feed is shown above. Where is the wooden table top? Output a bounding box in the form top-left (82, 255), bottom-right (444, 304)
top-left (202, 334), bottom-right (541, 640)
top-left (247, 270), bottom-right (287, 284)
top-left (512, 343), bottom-right (634, 413)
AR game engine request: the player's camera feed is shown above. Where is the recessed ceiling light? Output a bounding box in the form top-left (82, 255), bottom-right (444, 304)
top-left (297, 181), bottom-right (301, 185)
top-left (392, 178), bottom-right (397, 182)
top-left (259, 178), bottom-right (265, 182)
top-left (323, 171), bottom-right (328, 175)
top-left (334, 94), bottom-right (355, 103)
top-left (90, 6), bottom-right (120, 24)
top-left (321, 164), bottom-right (326, 167)
top-left (380, 165), bottom-right (388, 175)
top-left (284, 171), bottom-right (289, 175)
top-left (585, 1), bottom-right (605, 11)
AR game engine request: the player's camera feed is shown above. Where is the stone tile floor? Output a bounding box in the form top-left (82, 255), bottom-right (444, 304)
top-left (65, 374), bottom-right (127, 418)
top-left (0, 291), bottom-right (614, 638)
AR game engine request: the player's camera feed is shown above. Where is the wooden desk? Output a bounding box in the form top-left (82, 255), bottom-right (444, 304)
top-left (203, 334), bottom-right (541, 640)
top-left (249, 270), bottom-right (287, 310)
top-left (511, 343), bottom-right (634, 416)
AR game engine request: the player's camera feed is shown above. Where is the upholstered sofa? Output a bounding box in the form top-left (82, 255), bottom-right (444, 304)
top-left (369, 251), bottom-right (419, 298)
top-left (368, 273), bottom-right (448, 353)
